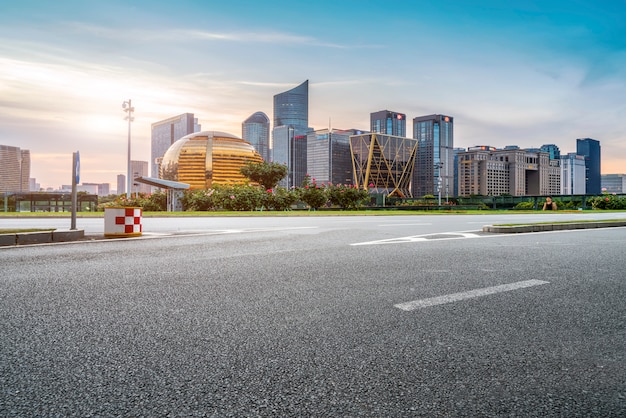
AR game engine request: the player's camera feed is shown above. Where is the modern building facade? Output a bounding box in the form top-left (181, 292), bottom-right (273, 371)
top-left (242, 111), bottom-right (270, 162)
top-left (117, 174), bottom-right (126, 196)
top-left (576, 138), bottom-right (601, 195)
top-left (453, 147), bottom-right (467, 197)
top-left (350, 133), bottom-right (418, 198)
top-left (560, 153), bottom-right (586, 195)
top-left (457, 146), bottom-right (560, 196)
top-left (151, 113), bottom-right (201, 178)
top-left (540, 144), bottom-right (561, 160)
top-left (0, 145), bottom-right (30, 193)
top-left (131, 160), bottom-right (150, 195)
top-left (307, 129), bottom-right (364, 186)
top-left (412, 114), bottom-right (454, 198)
top-left (272, 80), bottom-right (311, 188)
top-left (370, 110), bottom-right (406, 137)
top-left (160, 131), bottom-right (263, 190)
top-left (601, 174), bottom-right (626, 194)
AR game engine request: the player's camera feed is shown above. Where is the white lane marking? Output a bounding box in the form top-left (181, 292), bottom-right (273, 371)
top-left (377, 223), bottom-right (433, 227)
top-left (394, 279), bottom-right (550, 311)
top-left (351, 231), bottom-right (480, 246)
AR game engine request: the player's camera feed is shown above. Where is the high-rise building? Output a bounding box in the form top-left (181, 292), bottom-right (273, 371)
top-left (560, 153), bottom-right (586, 195)
top-left (242, 112), bottom-right (270, 162)
top-left (130, 160), bottom-right (150, 195)
top-left (0, 145), bottom-right (30, 193)
top-left (540, 144), bottom-right (561, 160)
top-left (457, 146), bottom-right (560, 196)
top-left (272, 80), bottom-right (311, 188)
top-left (453, 147), bottom-right (466, 197)
top-left (576, 138), bottom-right (601, 195)
top-left (370, 110), bottom-right (406, 137)
top-left (273, 80), bottom-right (309, 129)
top-left (117, 174), bottom-right (125, 196)
top-left (601, 174), bottom-right (626, 194)
top-left (307, 128), bottom-right (364, 186)
top-left (151, 113), bottom-right (200, 178)
top-left (412, 114), bottom-right (454, 198)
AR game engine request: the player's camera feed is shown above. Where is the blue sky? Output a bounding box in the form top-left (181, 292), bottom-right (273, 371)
top-left (1, 0), bottom-right (624, 189)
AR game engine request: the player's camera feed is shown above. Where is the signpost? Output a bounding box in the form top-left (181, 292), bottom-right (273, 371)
top-left (71, 151), bottom-right (80, 230)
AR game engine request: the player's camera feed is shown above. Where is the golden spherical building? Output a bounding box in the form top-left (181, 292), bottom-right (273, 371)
top-left (160, 131), bottom-right (263, 190)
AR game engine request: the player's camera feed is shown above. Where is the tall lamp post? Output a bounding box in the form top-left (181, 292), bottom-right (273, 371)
top-left (122, 100), bottom-right (134, 198)
top-left (435, 162), bottom-right (443, 206)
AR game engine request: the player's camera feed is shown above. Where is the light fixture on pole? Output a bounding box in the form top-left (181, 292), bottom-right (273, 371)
top-left (435, 162), bottom-right (443, 206)
top-left (122, 100), bottom-right (134, 198)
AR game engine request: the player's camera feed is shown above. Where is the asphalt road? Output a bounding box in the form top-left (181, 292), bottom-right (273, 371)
top-left (1, 215), bottom-right (625, 416)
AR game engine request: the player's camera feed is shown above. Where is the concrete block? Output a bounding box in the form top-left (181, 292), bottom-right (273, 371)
top-left (52, 229), bottom-right (84, 242)
top-left (0, 234), bottom-right (17, 246)
top-left (16, 232), bottom-right (53, 245)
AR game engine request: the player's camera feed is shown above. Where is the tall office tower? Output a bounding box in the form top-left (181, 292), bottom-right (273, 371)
top-left (412, 114), bottom-right (454, 198)
top-left (560, 153), bottom-right (586, 195)
top-left (540, 144), bottom-right (561, 160)
top-left (576, 138), bottom-right (601, 195)
top-left (242, 111), bottom-right (270, 162)
top-left (0, 145), bottom-right (30, 193)
top-left (151, 113), bottom-right (200, 178)
top-left (130, 160), bottom-right (150, 195)
top-left (272, 80), bottom-right (311, 188)
top-left (370, 110), bottom-right (406, 137)
top-left (307, 129), bottom-right (363, 186)
top-left (273, 80), bottom-right (309, 129)
top-left (452, 147), bottom-right (466, 197)
top-left (117, 174), bottom-right (125, 195)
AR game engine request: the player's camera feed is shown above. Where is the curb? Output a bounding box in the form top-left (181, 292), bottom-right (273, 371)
top-left (0, 230), bottom-right (85, 246)
top-left (483, 221), bottom-right (626, 233)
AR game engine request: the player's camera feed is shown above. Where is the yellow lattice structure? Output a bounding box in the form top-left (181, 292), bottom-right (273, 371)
top-left (350, 133), bottom-right (418, 198)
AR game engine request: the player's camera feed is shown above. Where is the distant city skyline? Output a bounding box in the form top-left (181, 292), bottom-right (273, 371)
top-left (1, 0), bottom-right (624, 189)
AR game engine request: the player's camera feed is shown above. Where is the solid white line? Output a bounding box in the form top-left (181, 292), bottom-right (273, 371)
top-left (394, 279), bottom-right (549, 311)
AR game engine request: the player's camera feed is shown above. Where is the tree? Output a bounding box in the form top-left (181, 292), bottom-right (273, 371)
top-left (240, 162), bottom-right (288, 190)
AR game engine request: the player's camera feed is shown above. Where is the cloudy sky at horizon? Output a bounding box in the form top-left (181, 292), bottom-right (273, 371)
top-left (1, 0), bottom-right (625, 190)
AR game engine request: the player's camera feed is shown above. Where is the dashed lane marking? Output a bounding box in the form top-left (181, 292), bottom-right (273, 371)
top-left (394, 279), bottom-right (550, 311)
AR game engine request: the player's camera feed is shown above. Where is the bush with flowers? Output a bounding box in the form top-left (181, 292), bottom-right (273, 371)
top-left (326, 183), bottom-right (370, 209)
top-left (298, 175), bottom-right (329, 210)
top-left (265, 187), bottom-right (298, 211)
top-left (98, 191), bottom-right (167, 211)
top-left (588, 192), bottom-right (626, 210)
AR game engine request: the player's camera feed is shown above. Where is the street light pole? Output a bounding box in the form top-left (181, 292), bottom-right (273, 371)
top-left (122, 100), bottom-right (134, 199)
top-left (435, 162), bottom-right (443, 206)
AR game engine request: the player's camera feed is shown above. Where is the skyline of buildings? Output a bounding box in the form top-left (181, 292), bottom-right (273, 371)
top-left (0, 83), bottom-right (619, 198)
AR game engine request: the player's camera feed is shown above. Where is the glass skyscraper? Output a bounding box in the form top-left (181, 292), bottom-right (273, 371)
top-left (273, 80), bottom-right (309, 129)
top-left (370, 110), bottom-right (406, 137)
top-left (413, 114), bottom-right (454, 198)
top-left (307, 129), bottom-right (362, 186)
top-left (151, 113), bottom-right (201, 178)
top-left (242, 111), bottom-right (270, 162)
top-left (272, 80), bottom-right (311, 188)
top-left (576, 138), bottom-right (601, 195)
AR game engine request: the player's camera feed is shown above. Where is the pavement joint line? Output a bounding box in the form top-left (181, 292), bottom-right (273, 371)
top-left (394, 279), bottom-right (550, 311)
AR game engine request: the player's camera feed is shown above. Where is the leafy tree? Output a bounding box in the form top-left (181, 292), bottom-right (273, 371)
top-left (240, 162), bottom-right (288, 190)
